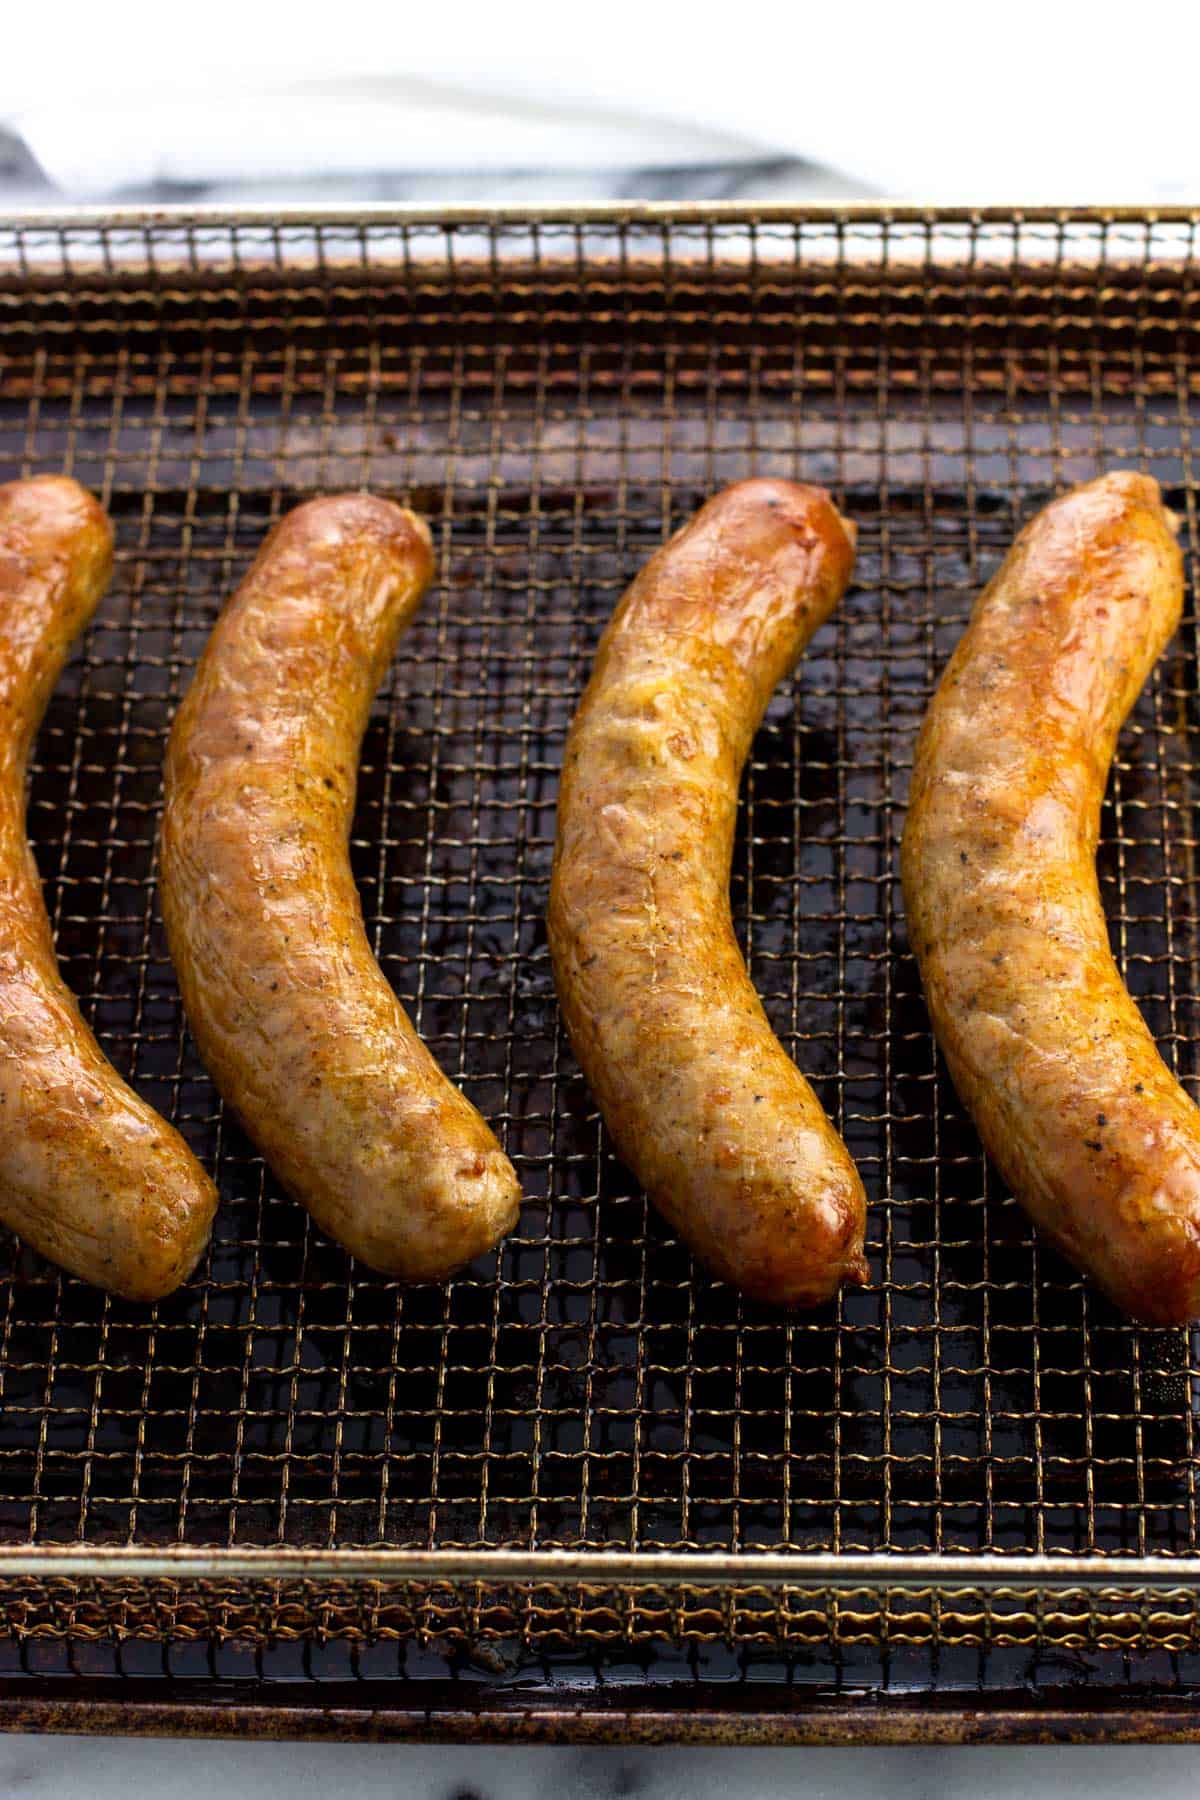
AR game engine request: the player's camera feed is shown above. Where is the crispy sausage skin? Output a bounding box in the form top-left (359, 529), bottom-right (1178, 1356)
top-left (548, 480), bottom-right (868, 1306)
top-left (161, 495), bottom-right (521, 1280)
top-left (0, 476), bottom-right (218, 1299)
top-left (901, 471), bottom-right (1200, 1324)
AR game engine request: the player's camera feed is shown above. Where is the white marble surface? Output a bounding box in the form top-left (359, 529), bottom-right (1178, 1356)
top-left (3, 1740), bottom-right (1200, 1797)
top-left (4, 2), bottom-right (1200, 201)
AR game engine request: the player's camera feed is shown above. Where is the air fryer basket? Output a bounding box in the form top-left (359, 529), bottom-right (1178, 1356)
top-left (0, 206), bottom-right (1198, 1740)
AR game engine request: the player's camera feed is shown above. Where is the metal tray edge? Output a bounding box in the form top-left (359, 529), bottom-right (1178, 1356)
top-left (1, 1686), bottom-right (1198, 1745)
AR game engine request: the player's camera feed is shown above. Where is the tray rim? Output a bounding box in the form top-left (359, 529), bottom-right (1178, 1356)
top-left (3, 1684), bottom-right (1200, 1746)
top-left (0, 199), bottom-right (1198, 231)
top-left (1, 1545), bottom-right (1200, 1590)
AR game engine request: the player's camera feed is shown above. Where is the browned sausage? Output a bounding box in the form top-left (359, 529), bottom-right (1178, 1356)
top-left (548, 480), bottom-right (868, 1306)
top-left (901, 471), bottom-right (1200, 1323)
top-left (161, 495), bottom-right (521, 1280)
top-left (0, 476), bottom-right (218, 1298)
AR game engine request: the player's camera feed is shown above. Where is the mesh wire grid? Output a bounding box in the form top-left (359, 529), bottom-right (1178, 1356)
top-left (0, 210), bottom-right (1198, 1681)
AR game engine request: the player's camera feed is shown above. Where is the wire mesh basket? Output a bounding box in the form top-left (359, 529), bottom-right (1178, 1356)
top-left (0, 205), bottom-right (1199, 1740)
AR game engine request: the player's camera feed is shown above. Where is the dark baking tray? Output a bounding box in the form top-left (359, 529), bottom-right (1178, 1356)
top-left (0, 205), bottom-right (1199, 1740)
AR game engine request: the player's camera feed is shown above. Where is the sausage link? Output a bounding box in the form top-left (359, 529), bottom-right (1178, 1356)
top-left (901, 471), bottom-right (1200, 1324)
top-left (548, 480), bottom-right (868, 1306)
top-left (0, 476), bottom-right (218, 1299)
top-left (161, 495), bottom-right (521, 1280)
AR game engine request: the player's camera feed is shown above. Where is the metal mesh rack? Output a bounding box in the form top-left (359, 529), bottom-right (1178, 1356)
top-left (1, 205), bottom-right (1200, 1740)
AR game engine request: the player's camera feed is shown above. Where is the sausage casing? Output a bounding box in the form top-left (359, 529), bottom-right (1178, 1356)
top-left (901, 471), bottom-right (1200, 1324)
top-left (0, 476), bottom-right (218, 1299)
top-left (549, 480), bottom-right (868, 1306)
top-left (161, 495), bottom-right (522, 1280)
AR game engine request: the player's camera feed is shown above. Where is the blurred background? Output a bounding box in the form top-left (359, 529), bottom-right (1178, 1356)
top-left (2, 0), bottom-right (1198, 211)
